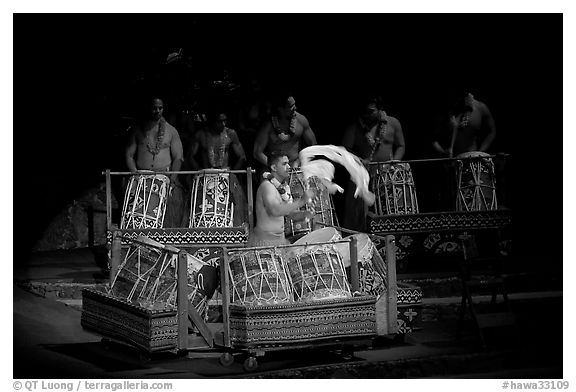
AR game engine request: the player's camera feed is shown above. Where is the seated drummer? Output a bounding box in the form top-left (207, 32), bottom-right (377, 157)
top-left (125, 96), bottom-right (185, 227)
top-left (341, 94), bottom-right (405, 231)
top-left (248, 152), bottom-right (315, 247)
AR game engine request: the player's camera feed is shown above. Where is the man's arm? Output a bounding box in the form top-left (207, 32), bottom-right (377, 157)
top-left (300, 115), bottom-right (317, 147)
top-left (187, 131), bottom-right (202, 170)
top-left (479, 104), bottom-right (496, 152)
top-left (169, 128), bottom-right (183, 182)
top-left (253, 122), bottom-right (271, 166)
top-left (392, 119), bottom-right (406, 160)
top-left (125, 129), bottom-right (138, 172)
top-left (229, 129), bottom-right (247, 169)
top-left (261, 181), bottom-right (312, 217)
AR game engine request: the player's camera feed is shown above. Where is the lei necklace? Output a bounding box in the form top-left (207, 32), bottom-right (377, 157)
top-left (207, 129), bottom-right (230, 168)
top-left (271, 113), bottom-right (297, 141)
top-left (146, 118), bottom-right (166, 157)
top-left (457, 93), bottom-right (475, 128)
top-left (361, 110), bottom-right (388, 162)
top-left (263, 172), bottom-right (292, 202)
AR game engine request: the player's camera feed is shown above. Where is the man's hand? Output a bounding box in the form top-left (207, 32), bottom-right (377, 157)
top-left (303, 210), bottom-right (315, 221)
top-left (303, 189), bottom-right (316, 204)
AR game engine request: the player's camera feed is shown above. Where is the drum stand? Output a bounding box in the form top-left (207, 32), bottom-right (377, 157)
top-left (456, 231), bottom-right (515, 349)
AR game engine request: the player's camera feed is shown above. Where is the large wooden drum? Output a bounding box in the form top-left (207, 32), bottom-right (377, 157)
top-left (228, 248), bottom-right (292, 306)
top-left (370, 162), bottom-right (419, 215)
top-left (284, 170), bottom-right (337, 239)
top-left (189, 172), bottom-right (235, 228)
top-left (287, 228), bottom-right (351, 303)
top-left (455, 151), bottom-right (498, 211)
top-left (121, 174), bottom-right (169, 229)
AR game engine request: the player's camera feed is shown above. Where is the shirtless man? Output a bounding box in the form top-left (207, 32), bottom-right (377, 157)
top-left (125, 97), bottom-right (185, 227)
top-left (188, 111), bottom-right (246, 170)
top-left (342, 95), bottom-right (405, 164)
top-left (253, 93), bottom-right (317, 169)
top-left (341, 95), bottom-right (406, 231)
top-left (432, 91), bottom-right (496, 158)
top-left (248, 152), bottom-right (315, 247)
top-left (430, 91), bottom-right (498, 210)
top-left (187, 110), bottom-right (248, 226)
top-left (125, 97), bottom-right (184, 181)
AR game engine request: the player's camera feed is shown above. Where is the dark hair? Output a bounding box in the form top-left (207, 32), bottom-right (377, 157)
top-left (267, 151), bottom-right (287, 170)
top-left (270, 89), bottom-right (294, 109)
top-left (205, 109), bottom-right (227, 124)
top-left (360, 94), bottom-right (384, 111)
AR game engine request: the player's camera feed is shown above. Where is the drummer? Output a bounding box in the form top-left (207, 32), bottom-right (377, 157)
top-left (248, 152), bottom-right (315, 247)
top-left (431, 89), bottom-right (498, 210)
top-left (188, 110), bottom-right (247, 170)
top-left (253, 91), bottom-right (317, 170)
top-left (186, 109), bottom-right (248, 226)
top-left (341, 95), bottom-right (406, 231)
top-left (432, 89), bottom-right (497, 158)
top-left (125, 96), bottom-right (185, 227)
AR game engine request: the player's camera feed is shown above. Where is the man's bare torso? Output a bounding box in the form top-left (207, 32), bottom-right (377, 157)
top-left (255, 180), bottom-right (285, 235)
top-left (135, 121), bottom-right (176, 171)
top-left (266, 113), bottom-right (306, 163)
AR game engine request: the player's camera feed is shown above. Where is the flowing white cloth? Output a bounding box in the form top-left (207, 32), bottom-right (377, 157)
top-left (299, 145), bottom-right (375, 206)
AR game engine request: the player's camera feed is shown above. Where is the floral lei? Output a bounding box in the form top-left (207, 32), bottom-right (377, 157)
top-left (271, 113), bottom-right (297, 141)
top-left (146, 118), bottom-right (166, 156)
top-left (361, 110), bottom-right (388, 162)
top-left (263, 172), bottom-right (292, 202)
top-left (207, 128), bottom-right (229, 168)
top-left (457, 93), bottom-right (475, 128)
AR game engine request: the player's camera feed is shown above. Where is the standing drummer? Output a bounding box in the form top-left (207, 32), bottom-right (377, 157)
top-left (186, 109), bottom-right (248, 226)
top-left (253, 91), bottom-right (317, 170)
top-left (188, 110), bottom-right (247, 170)
top-left (248, 152), bottom-right (315, 247)
top-left (341, 95), bottom-right (406, 231)
top-left (431, 89), bottom-right (498, 210)
top-left (125, 96), bottom-right (185, 227)
top-left (126, 97), bottom-right (184, 180)
top-left (432, 90), bottom-right (496, 158)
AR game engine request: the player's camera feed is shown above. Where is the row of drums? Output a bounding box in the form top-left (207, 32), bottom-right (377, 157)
top-left (120, 151), bottom-right (497, 230)
top-left (119, 169), bottom-right (338, 233)
top-left (228, 227), bottom-right (388, 306)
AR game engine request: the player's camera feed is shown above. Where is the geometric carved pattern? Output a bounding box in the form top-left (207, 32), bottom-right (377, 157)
top-left (396, 283), bottom-right (423, 334)
top-left (107, 225), bottom-right (249, 247)
top-left (397, 283), bottom-right (423, 305)
top-left (369, 209), bottom-right (511, 235)
top-left (81, 289), bottom-right (179, 353)
top-left (228, 295), bottom-right (377, 348)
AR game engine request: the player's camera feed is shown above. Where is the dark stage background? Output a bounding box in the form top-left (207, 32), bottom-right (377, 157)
top-left (13, 14), bottom-right (562, 270)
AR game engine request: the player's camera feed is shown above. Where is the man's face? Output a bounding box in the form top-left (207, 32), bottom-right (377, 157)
top-left (151, 99), bottom-right (164, 120)
top-left (361, 103), bottom-right (379, 124)
top-left (214, 113), bottom-right (227, 132)
top-left (272, 156), bottom-right (291, 181)
top-left (278, 96), bottom-right (297, 118)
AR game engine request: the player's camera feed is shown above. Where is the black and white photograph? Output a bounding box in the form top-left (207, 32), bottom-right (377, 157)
top-left (10, 10), bottom-right (567, 384)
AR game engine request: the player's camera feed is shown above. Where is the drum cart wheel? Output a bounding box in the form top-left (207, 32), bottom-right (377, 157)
top-left (243, 356), bottom-right (259, 372)
top-left (219, 352), bottom-right (235, 367)
top-left (340, 346), bottom-right (354, 361)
